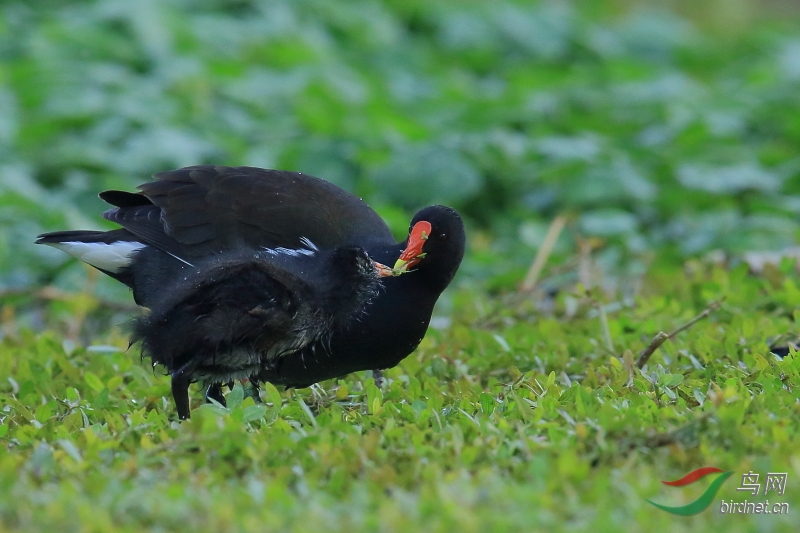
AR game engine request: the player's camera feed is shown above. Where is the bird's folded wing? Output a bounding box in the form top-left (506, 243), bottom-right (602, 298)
top-left (101, 166), bottom-right (394, 258)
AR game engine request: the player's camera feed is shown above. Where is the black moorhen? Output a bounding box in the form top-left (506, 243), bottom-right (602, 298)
top-left (36, 166), bottom-right (466, 417)
top-left (132, 245), bottom-right (391, 419)
top-left (258, 204), bottom-right (466, 388)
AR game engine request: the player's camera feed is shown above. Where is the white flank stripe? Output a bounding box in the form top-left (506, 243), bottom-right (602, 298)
top-left (299, 237), bottom-right (319, 251)
top-left (263, 237), bottom-right (318, 258)
top-left (48, 241), bottom-right (146, 273)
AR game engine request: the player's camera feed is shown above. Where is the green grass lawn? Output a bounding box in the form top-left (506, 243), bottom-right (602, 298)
top-left (1, 260), bottom-right (797, 532)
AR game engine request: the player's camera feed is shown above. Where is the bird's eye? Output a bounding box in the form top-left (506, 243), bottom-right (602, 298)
top-left (439, 233), bottom-right (447, 240)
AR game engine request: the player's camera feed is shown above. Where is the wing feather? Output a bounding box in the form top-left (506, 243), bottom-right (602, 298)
top-left (159, 167), bottom-right (392, 253)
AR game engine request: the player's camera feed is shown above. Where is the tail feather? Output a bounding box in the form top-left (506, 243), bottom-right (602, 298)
top-left (98, 190), bottom-right (152, 208)
top-left (36, 230), bottom-right (116, 245)
top-left (36, 229), bottom-right (146, 274)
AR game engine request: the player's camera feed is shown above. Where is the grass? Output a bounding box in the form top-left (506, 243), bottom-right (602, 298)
top-left (1, 259), bottom-right (798, 532)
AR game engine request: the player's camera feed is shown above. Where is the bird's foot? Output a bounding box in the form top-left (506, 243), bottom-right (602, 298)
top-left (241, 378), bottom-right (263, 403)
top-left (171, 363), bottom-right (193, 420)
top-left (372, 369), bottom-right (384, 388)
top-left (205, 382), bottom-right (226, 407)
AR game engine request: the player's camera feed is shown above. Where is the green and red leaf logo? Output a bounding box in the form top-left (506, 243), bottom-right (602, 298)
top-left (648, 467), bottom-right (733, 516)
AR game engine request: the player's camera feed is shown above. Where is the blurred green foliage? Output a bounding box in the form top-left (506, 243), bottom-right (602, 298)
top-left (2, 0), bottom-right (800, 294)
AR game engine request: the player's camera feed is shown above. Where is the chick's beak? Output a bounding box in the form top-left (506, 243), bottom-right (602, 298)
top-left (374, 262), bottom-right (396, 278)
top-left (393, 220), bottom-right (432, 273)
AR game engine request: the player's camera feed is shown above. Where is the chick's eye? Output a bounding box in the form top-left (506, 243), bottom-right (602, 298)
top-left (439, 233), bottom-right (447, 240)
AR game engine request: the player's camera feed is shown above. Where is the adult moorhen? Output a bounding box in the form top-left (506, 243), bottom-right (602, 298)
top-left (36, 166), bottom-right (466, 417)
top-left (258, 204), bottom-right (466, 389)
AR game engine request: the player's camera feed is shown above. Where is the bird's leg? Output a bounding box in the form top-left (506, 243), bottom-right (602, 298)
top-left (241, 378), bottom-right (263, 403)
top-left (372, 369), bottom-right (384, 388)
top-left (205, 382), bottom-right (226, 407)
top-left (171, 363), bottom-right (194, 420)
